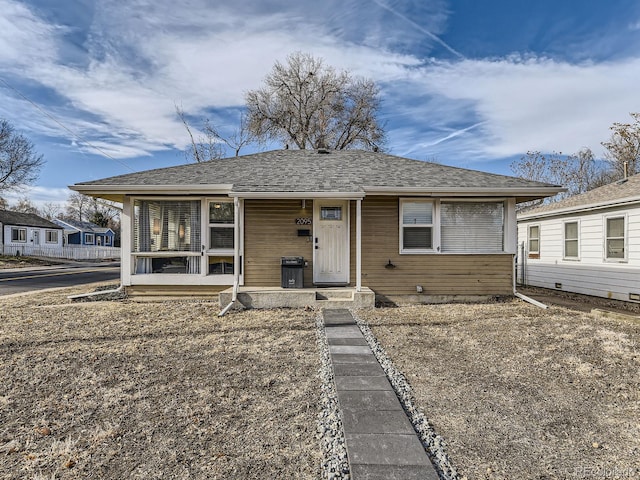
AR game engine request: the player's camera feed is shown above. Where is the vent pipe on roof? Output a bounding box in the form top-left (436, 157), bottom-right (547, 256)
top-left (623, 161), bottom-right (629, 179)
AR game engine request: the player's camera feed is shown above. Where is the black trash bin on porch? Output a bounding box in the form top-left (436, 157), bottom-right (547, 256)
top-left (281, 256), bottom-right (304, 288)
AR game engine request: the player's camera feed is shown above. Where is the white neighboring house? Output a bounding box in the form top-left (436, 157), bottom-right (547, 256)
top-left (517, 174), bottom-right (640, 303)
top-left (0, 209), bottom-right (64, 256)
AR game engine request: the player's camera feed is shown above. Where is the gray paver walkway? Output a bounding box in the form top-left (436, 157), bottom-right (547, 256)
top-left (323, 308), bottom-right (440, 480)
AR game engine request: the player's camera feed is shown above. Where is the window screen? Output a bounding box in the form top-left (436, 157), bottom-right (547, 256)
top-left (441, 202), bottom-right (504, 253)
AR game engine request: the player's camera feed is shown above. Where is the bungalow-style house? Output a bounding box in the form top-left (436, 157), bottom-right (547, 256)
top-left (53, 219), bottom-right (115, 247)
top-left (71, 149), bottom-right (561, 306)
top-left (517, 173), bottom-right (640, 303)
top-left (0, 209), bottom-right (64, 256)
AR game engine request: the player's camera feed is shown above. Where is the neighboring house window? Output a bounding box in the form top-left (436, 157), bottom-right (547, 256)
top-left (400, 200), bottom-right (435, 253)
top-left (528, 225), bottom-right (540, 257)
top-left (563, 221), bottom-right (579, 260)
top-left (208, 200), bottom-right (235, 274)
top-left (105, 236), bottom-right (112, 246)
top-left (84, 233), bottom-right (95, 244)
top-left (133, 199), bottom-right (201, 274)
top-left (45, 230), bottom-right (59, 243)
top-left (605, 216), bottom-right (626, 261)
top-left (440, 201), bottom-right (504, 253)
top-left (11, 228), bottom-right (27, 243)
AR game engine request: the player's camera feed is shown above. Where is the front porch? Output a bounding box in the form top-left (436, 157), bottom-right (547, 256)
top-left (219, 286), bottom-right (375, 309)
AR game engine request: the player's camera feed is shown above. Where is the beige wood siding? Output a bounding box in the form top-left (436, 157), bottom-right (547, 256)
top-left (244, 199), bottom-right (314, 287)
top-left (352, 196), bottom-right (514, 296)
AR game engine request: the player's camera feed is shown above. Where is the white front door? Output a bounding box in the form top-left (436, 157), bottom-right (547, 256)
top-left (33, 230), bottom-right (40, 245)
top-left (313, 200), bottom-right (349, 285)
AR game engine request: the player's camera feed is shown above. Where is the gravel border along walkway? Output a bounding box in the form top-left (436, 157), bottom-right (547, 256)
top-left (316, 311), bottom-right (351, 479)
top-left (352, 310), bottom-right (460, 480)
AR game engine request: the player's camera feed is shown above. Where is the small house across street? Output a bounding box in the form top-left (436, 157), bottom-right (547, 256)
top-left (53, 218), bottom-right (116, 247)
top-left (71, 149), bottom-right (562, 307)
top-left (0, 209), bottom-right (64, 256)
top-left (517, 173), bottom-right (640, 303)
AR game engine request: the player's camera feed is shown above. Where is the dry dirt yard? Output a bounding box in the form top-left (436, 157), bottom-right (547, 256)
top-left (357, 301), bottom-right (640, 480)
top-left (0, 286), bottom-right (322, 479)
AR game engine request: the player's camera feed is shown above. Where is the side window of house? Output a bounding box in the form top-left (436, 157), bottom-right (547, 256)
top-left (208, 201), bottom-right (235, 275)
top-left (84, 233), bottom-right (95, 244)
top-left (441, 201), bottom-right (504, 253)
top-left (11, 228), bottom-right (27, 242)
top-left (605, 216), bottom-right (625, 261)
top-left (528, 225), bottom-right (540, 258)
top-left (105, 236), bottom-right (112, 245)
top-left (45, 230), bottom-right (58, 243)
top-left (563, 221), bottom-right (579, 259)
top-left (400, 200), bottom-right (434, 253)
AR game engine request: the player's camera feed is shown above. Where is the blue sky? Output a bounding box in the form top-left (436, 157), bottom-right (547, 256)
top-left (1, 0), bottom-right (639, 206)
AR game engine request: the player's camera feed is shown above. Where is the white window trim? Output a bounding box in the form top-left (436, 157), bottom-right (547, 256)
top-left (104, 236), bottom-right (112, 245)
top-left (11, 227), bottom-right (27, 243)
top-left (84, 233), bottom-right (95, 245)
top-left (45, 230), bottom-right (59, 244)
top-left (562, 220), bottom-right (580, 261)
top-left (528, 224), bottom-right (540, 255)
top-left (399, 198), bottom-right (439, 254)
top-left (604, 214), bottom-right (627, 263)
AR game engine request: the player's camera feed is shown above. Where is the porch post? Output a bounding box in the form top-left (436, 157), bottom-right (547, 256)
top-left (233, 196), bottom-right (241, 297)
top-left (356, 198), bottom-right (362, 292)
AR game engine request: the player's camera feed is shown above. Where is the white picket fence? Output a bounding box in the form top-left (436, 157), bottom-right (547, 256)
top-left (2, 245), bottom-right (120, 261)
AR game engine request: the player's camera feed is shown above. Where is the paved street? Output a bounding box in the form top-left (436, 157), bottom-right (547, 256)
top-left (0, 263), bottom-right (120, 295)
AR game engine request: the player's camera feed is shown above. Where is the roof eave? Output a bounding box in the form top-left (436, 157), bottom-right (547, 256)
top-left (70, 184), bottom-right (234, 202)
top-left (518, 196), bottom-right (640, 220)
top-left (363, 186), bottom-right (564, 199)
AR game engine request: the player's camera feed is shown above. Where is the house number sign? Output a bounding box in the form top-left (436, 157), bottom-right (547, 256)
top-left (296, 217), bottom-right (312, 225)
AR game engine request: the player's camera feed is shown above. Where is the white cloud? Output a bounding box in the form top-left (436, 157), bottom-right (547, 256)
top-left (400, 56), bottom-right (640, 160)
top-left (2, 185), bottom-right (72, 208)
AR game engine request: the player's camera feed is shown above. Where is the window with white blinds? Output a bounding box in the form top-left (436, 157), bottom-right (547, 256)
top-left (440, 201), bottom-right (504, 253)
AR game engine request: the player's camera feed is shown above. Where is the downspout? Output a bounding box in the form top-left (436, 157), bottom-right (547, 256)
top-left (219, 196), bottom-right (241, 317)
top-left (68, 285), bottom-right (124, 300)
top-left (356, 199), bottom-right (362, 292)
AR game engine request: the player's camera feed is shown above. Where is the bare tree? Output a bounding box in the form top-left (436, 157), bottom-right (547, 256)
top-left (0, 196), bottom-right (7, 210)
top-left (40, 202), bottom-right (63, 220)
top-left (0, 119), bottom-right (44, 193)
top-left (176, 107), bottom-right (253, 162)
top-left (601, 112), bottom-right (640, 179)
top-left (511, 148), bottom-right (604, 207)
top-left (11, 196), bottom-right (40, 215)
top-left (245, 52), bottom-right (386, 151)
top-left (64, 192), bottom-right (91, 222)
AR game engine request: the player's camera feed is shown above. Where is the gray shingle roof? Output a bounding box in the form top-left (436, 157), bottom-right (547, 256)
top-left (53, 218), bottom-right (113, 234)
top-left (74, 149), bottom-right (560, 196)
top-left (0, 210), bottom-right (62, 229)
top-left (519, 173), bottom-right (640, 218)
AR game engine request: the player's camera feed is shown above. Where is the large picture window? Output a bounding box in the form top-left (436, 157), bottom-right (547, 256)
top-left (133, 200), bottom-right (201, 274)
top-left (400, 200), bottom-right (434, 252)
top-left (440, 201), bottom-right (504, 253)
top-left (605, 216), bottom-right (625, 261)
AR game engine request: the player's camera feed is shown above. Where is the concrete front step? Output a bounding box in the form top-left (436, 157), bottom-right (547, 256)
top-left (219, 286), bottom-right (375, 309)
